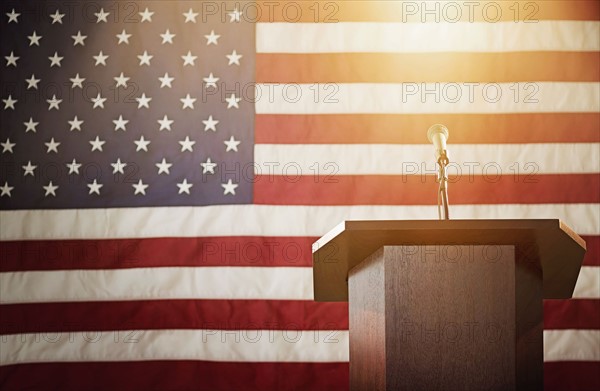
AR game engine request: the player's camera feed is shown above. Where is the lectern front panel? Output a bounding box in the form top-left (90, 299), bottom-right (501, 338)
top-left (348, 245), bottom-right (541, 391)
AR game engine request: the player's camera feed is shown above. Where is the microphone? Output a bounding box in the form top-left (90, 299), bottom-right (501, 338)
top-left (427, 124), bottom-right (449, 161)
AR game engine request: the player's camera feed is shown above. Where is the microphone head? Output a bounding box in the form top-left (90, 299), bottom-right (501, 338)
top-left (427, 124), bottom-right (449, 143)
top-left (427, 124), bottom-right (449, 160)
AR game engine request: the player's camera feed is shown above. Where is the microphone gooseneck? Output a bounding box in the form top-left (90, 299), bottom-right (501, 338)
top-left (427, 124), bottom-right (450, 220)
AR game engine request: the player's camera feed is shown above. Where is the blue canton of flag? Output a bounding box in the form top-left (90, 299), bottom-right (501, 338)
top-left (0, 0), bottom-right (255, 209)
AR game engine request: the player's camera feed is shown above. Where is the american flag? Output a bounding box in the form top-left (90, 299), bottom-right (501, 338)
top-left (0, 1), bottom-right (598, 390)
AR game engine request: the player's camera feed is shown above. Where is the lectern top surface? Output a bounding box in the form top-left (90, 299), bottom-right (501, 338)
top-left (312, 219), bottom-right (586, 301)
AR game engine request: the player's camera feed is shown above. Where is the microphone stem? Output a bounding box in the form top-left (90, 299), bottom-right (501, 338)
top-left (437, 154), bottom-right (450, 220)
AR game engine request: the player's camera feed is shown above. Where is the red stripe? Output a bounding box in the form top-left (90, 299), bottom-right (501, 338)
top-left (3, 231), bottom-right (593, 273)
top-left (257, 52), bottom-right (600, 83)
top-left (254, 174), bottom-right (600, 205)
top-left (544, 299), bottom-right (600, 329)
top-left (1, 231), bottom-right (595, 272)
top-left (0, 236), bottom-right (317, 272)
top-left (4, 298), bottom-right (597, 334)
top-left (545, 362), bottom-right (600, 391)
top-left (1, 361), bottom-right (597, 391)
top-left (0, 299), bottom-right (349, 334)
top-left (255, 113), bottom-right (600, 144)
top-left (582, 236), bottom-right (600, 266)
top-left (0, 361), bottom-right (349, 391)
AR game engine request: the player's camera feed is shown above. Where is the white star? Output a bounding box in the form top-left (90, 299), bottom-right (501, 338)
top-left (228, 8), bottom-right (242, 22)
top-left (5, 51), bottom-right (19, 67)
top-left (71, 31), bottom-right (87, 46)
top-left (116, 29), bottom-right (131, 44)
top-left (204, 30), bottom-right (220, 45)
top-left (20, 159), bottom-right (37, 176)
top-left (139, 7), bottom-right (154, 22)
top-left (225, 93), bottom-right (241, 109)
top-left (3, 95), bottom-right (17, 110)
top-left (134, 135), bottom-right (150, 152)
top-left (50, 10), bottom-right (65, 24)
top-left (155, 158), bottom-right (172, 175)
top-left (226, 50), bottom-right (243, 65)
top-left (6, 9), bottom-right (20, 23)
top-left (70, 73), bottom-right (85, 88)
top-left (111, 158), bottom-right (127, 174)
top-left (138, 50), bottom-right (153, 66)
top-left (202, 115), bottom-right (219, 132)
top-left (112, 115), bottom-right (129, 131)
top-left (203, 73), bottom-right (219, 89)
top-left (89, 136), bottom-right (106, 152)
top-left (159, 72), bottom-right (174, 88)
top-left (22, 161), bottom-right (37, 176)
top-left (23, 117), bottom-right (38, 132)
top-left (177, 179), bottom-right (193, 194)
top-left (48, 52), bottom-right (63, 67)
top-left (160, 29), bottom-right (175, 44)
top-left (181, 51), bottom-right (197, 66)
top-left (25, 74), bottom-right (40, 89)
top-left (132, 179), bottom-right (148, 195)
top-left (66, 159), bottom-right (82, 174)
top-left (112, 160), bottom-right (125, 175)
top-left (68, 116), bottom-right (83, 131)
top-left (224, 135), bottom-right (240, 152)
top-left (87, 179), bottom-right (103, 195)
top-left (180, 94), bottom-right (196, 109)
top-left (91, 93), bottom-right (106, 109)
top-left (43, 181), bottom-right (58, 197)
top-left (201, 158), bottom-right (217, 174)
top-left (157, 115), bottom-right (174, 131)
top-left (93, 51), bottom-right (109, 66)
top-left (222, 179), bottom-right (239, 195)
top-left (0, 182), bottom-right (14, 197)
top-left (114, 72), bottom-right (130, 88)
top-left (1, 138), bottom-right (15, 153)
top-left (28, 31), bottom-right (42, 46)
top-left (46, 94), bottom-right (62, 110)
top-left (45, 138), bottom-right (60, 153)
top-left (183, 8), bottom-right (198, 23)
top-left (136, 93), bottom-right (152, 109)
top-left (95, 8), bottom-right (110, 23)
top-left (179, 136), bottom-right (196, 152)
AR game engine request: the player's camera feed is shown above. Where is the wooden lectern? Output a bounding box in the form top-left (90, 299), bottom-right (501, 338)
top-left (312, 220), bottom-right (586, 391)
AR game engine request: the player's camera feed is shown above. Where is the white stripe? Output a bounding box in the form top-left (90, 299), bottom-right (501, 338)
top-left (3, 264), bottom-right (594, 305)
top-left (254, 143), bottom-right (600, 175)
top-left (257, 21), bottom-right (600, 53)
top-left (0, 329), bottom-right (349, 366)
top-left (1, 204), bottom-right (598, 240)
top-left (255, 82), bottom-right (599, 114)
top-left (544, 329), bottom-right (600, 362)
top-left (0, 267), bottom-right (313, 304)
top-left (573, 266), bottom-right (600, 298)
top-left (1, 328), bottom-right (596, 365)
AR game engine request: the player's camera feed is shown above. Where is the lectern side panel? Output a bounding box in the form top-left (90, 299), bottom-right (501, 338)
top-left (515, 243), bottom-right (544, 390)
top-left (385, 245), bottom-right (516, 391)
top-left (313, 241), bottom-right (349, 301)
top-left (348, 248), bottom-right (386, 391)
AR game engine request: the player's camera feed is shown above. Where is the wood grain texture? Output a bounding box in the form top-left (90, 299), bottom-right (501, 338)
top-left (514, 243), bottom-right (544, 389)
top-left (348, 248), bottom-right (386, 391)
top-left (347, 245), bottom-right (543, 391)
top-left (386, 245), bottom-right (515, 391)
